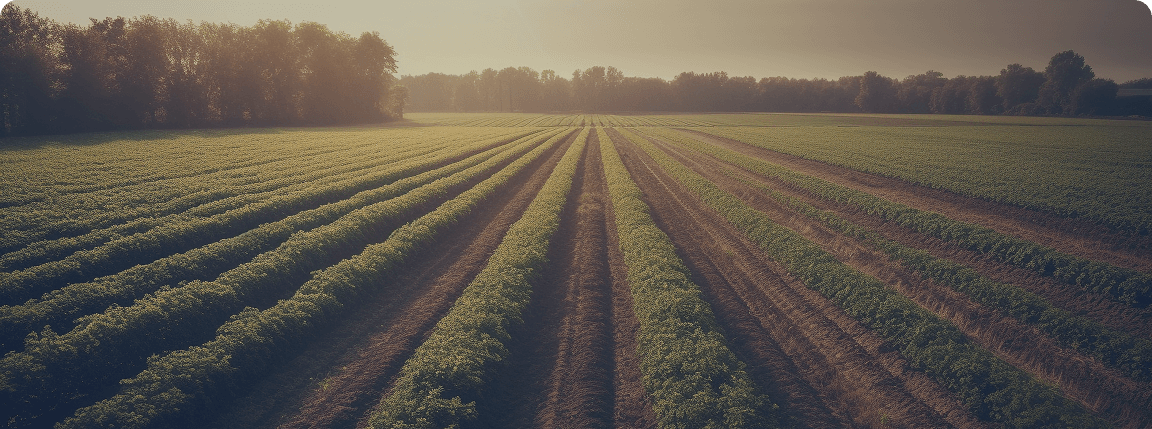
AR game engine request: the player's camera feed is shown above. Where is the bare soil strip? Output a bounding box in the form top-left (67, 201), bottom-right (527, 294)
top-left (473, 131), bottom-right (652, 428)
top-left (649, 134), bottom-right (1152, 428)
top-left (610, 129), bottom-right (987, 429)
top-left (202, 133), bottom-right (573, 429)
top-left (677, 129), bottom-right (1152, 272)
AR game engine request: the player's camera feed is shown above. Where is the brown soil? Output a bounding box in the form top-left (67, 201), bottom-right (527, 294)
top-left (472, 130), bottom-right (656, 429)
top-left (609, 128), bottom-right (988, 429)
top-left (641, 131), bottom-right (1152, 428)
top-left (203, 131), bottom-right (574, 429)
top-left (677, 129), bottom-right (1152, 273)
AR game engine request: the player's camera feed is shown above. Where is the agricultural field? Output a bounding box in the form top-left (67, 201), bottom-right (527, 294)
top-left (0, 112), bottom-right (1149, 429)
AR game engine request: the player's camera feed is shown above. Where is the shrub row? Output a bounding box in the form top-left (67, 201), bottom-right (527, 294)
top-left (0, 132), bottom-right (541, 351)
top-left (620, 128), bottom-right (1106, 428)
top-left (0, 129), bottom-right (565, 425)
top-left (53, 127), bottom-right (577, 429)
top-left (597, 128), bottom-right (777, 429)
top-left (369, 127), bottom-right (588, 428)
top-left (654, 128), bottom-right (1152, 308)
top-left (0, 129), bottom-right (540, 304)
top-left (734, 175), bottom-right (1152, 383)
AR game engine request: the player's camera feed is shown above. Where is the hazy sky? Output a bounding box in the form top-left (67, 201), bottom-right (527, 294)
top-left (10, 0), bottom-right (1152, 82)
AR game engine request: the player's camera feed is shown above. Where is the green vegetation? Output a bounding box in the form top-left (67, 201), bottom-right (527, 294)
top-left (0, 113), bottom-right (1144, 428)
top-left (698, 124), bottom-right (1152, 235)
top-left (0, 129), bottom-right (564, 424)
top-left (369, 128), bottom-right (587, 428)
top-left (55, 129), bottom-right (575, 429)
top-left (695, 150), bottom-right (1152, 383)
top-left (618, 127), bottom-right (1107, 429)
top-left (0, 130), bottom-right (542, 350)
top-left (599, 128), bottom-right (777, 429)
top-left (649, 127), bottom-right (1152, 308)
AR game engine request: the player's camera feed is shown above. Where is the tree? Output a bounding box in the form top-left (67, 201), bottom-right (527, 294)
top-left (966, 76), bottom-right (1001, 115)
top-left (995, 64), bottom-right (1044, 112)
top-left (56, 22), bottom-right (112, 131)
top-left (897, 70), bottom-right (946, 113)
top-left (855, 71), bottom-right (897, 113)
top-left (0, 4), bottom-right (59, 135)
top-left (1038, 50), bottom-right (1095, 114)
top-left (1069, 78), bottom-right (1118, 116)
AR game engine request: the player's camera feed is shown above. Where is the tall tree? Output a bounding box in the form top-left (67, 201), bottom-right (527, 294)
top-left (996, 63), bottom-right (1044, 112)
top-left (855, 71), bottom-right (897, 113)
top-left (0, 5), bottom-right (58, 135)
top-left (1039, 50), bottom-right (1095, 114)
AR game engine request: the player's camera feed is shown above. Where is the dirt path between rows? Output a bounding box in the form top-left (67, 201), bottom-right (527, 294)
top-left (644, 132), bottom-right (1152, 428)
top-left (473, 130), bottom-right (656, 429)
top-left (610, 128), bottom-right (987, 429)
top-left (676, 129), bottom-right (1152, 273)
top-left (203, 131), bottom-right (574, 429)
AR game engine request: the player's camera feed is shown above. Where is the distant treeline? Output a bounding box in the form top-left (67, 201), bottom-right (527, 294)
top-left (400, 52), bottom-right (1152, 117)
top-left (0, 5), bottom-right (403, 137)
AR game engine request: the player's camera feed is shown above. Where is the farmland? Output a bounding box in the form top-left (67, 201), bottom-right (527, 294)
top-left (1, 113), bottom-right (1150, 429)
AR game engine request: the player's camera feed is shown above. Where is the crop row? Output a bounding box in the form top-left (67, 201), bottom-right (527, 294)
top-left (54, 128), bottom-right (577, 429)
top-left (0, 130), bottom-right (504, 272)
top-left (0, 129), bottom-right (565, 425)
top-left (698, 125), bottom-right (1152, 238)
top-left (647, 128), bottom-right (1152, 308)
top-left (0, 131), bottom-right (386, 249)
top-left (0, 129), bottom-right (542, 305)
top-left (727, 169), bottom-right (1152, 383)
top-left (619, 128), bottom-right (1105, 428)
top-left (597, 128), bottom-right (777, 428)
top-left (0, 132), bottom-right (545, 351)
top-left (369, 127), bottom-right (589, 428)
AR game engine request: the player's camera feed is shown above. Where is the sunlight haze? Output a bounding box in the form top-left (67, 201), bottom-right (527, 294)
top-left (11, 0), bottom-right (1152, 82)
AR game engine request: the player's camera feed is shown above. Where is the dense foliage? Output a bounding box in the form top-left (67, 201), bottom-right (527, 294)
top-left (401, 53), bottom-right (1148, 117)
top-left (0, 4), bottom-right (400, 136)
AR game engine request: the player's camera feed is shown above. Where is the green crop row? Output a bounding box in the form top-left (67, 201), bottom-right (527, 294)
top-left (0, 129), bottom-right (499, 273)
top-left (598, 128), bottom-right (777, 429)
top-left (0, 133), bottom-right (458, 272)
top-left (647, 128), bottom-right (1152, 309)
top-left (698, 125), bottom-right (1152, 235)
top-left (619, 127), bottom-right (1106, 428)
top-left (0, 131), bottom-right (401, 252)
top-left (730, 169), bottom-right (1152, 385)
top-left (52, 128), bottom-right (576, 429)
top-left (0, 129), bottom-right (565, 425)
top-left (368, 128), bottom-right (588, 428)
top-left (0, 132), bottom-right (542, 351)
top-left (0, 129), bottom-right (541, 305)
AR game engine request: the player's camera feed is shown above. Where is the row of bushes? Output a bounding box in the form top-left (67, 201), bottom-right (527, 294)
top-left (599, 128), bottom-right (778, 428)
top-left (730, 174), bottom-right (1152, 383)
top-left (53, 128), bottom-right (577, 429)
top-left (0, 129), bottom-right (540, 304)
top-left (369, 128), bottom-right (588, 428)
top-left (0, 129), bottom-right (516, 271)
top-left (658, 128), bottom-right (1151, 308)
top-left (0, 131), bottom-right (544, 351)
top-left (0, 129), bottom-right (564, 426)
top-left (621, 128), bottom-right (1105, 428)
